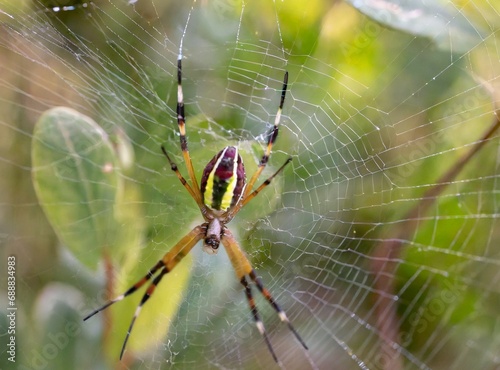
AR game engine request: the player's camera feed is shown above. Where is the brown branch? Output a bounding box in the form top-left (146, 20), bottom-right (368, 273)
top-left (371, 105), bottom-right (500, 370)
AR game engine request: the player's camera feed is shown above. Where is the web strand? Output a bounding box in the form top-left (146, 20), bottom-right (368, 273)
top-left (2, 1), bottom-right (499, 369)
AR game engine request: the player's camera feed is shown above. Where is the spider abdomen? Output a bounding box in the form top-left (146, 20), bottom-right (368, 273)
top-left (201, 146), bottom-right (246, 211)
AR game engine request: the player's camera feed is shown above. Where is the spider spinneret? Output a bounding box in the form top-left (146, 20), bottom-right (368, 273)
top-left (83, 58), bottom-right (308, 363)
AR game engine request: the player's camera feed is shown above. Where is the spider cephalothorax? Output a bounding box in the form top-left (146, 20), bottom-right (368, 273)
top-left (84, 58), bottom-right (307, 363)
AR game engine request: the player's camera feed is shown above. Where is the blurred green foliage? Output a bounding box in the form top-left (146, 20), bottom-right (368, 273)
top-left (1, 0), bottom-right (499, 369)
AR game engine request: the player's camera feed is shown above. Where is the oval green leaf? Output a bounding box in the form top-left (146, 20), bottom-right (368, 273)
top-left (32, 107), bottom-right (121, 269)
top-left (347, 0), bottom-right (483, 53)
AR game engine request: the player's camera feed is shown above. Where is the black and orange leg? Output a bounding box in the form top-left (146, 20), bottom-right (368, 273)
top-left (248, 270), bottom-right (308, 350)
top-left (221, 228), bottom-right (307, 362)
top-left (225, 156), bottom-right (292, 221)
top-left (119, 267), bottom-right (169, 359)
top-left (175, 57), bottom-right (202, 200)
top-left (83, 259), bottom-right (165, 322)
top-left (241, 275), bottom-right (278, 362)
top-left (161, 145), bottom-right (207, 214)
top-left (243, 71), bottom-right (288, 200)
top-left (83, 225), bottom-right (205, 359)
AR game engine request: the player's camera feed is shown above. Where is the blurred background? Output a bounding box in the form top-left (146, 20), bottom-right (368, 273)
top-left (1, 0), bottom-right (499, 369)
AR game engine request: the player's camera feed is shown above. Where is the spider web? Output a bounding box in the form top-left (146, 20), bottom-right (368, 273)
top-left (1, 0), bottom-right (500, 369)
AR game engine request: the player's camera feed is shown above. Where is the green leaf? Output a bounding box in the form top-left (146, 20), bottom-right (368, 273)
top-left (32, 107), bottom-right (193, 359)
top-left (347, 0), bottom-right (483, 53)
top-left (32, 107), bottom-right (121, 269)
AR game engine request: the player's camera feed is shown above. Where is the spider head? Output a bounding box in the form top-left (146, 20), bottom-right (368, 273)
top-left (203, 235), bottom-right (220, 255)
top-left (203, 218), bottom-right (223, 254)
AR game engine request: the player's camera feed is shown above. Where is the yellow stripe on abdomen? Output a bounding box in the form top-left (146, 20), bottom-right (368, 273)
top-left (203, 146), bottom-right (239, 211)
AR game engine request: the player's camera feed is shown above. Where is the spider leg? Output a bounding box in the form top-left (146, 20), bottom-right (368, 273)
top-left (225, 157), bottom-right (292, 221)
top-left (120, 267), bottom-right (168, 359)
top-left (83, 224), bottom-right (205, 359)
top-left (176, 57), bottom-right (202, 201)
top-left (241, 156), bottom-right (292, 206)
top-left (241, 275), bottom-right (278, 362)
top-left (221, 228), bottom-right (307, 362)
top-left (248, 270), bottom-right (308, 350)
top-left (161, 145), bottom-right (208, 214)
top-left (83, 260), bottom-right (165, 321)
top-left (243, 71), bottom-right (288, 200)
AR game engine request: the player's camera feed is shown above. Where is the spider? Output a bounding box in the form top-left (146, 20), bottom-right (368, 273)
top-left (83, 58), bottom-right (308, 362)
